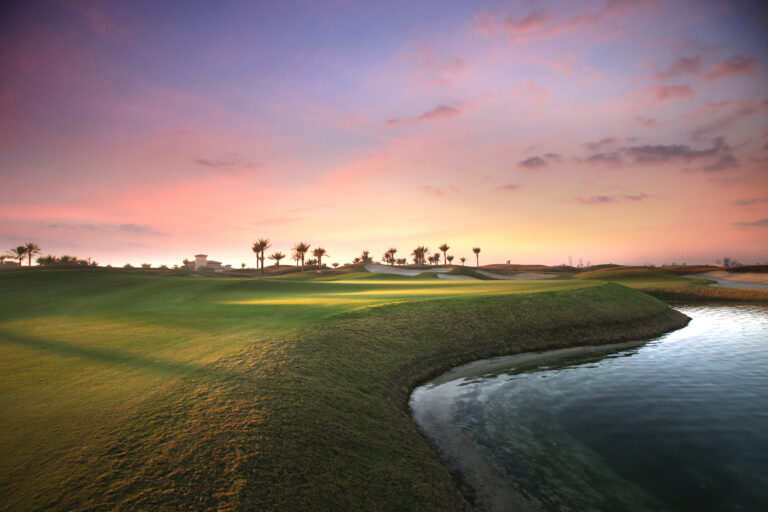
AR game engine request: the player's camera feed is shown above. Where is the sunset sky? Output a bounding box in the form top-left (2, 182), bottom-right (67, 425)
top-left (1, 0), bottom-right (767, 267)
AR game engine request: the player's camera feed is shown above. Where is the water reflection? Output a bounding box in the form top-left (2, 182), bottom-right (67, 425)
top-left (411, 304), bottom-right (768, 512)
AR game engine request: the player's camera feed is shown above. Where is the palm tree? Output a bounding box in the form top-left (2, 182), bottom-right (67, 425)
top-left (252, 242), bottom-right (261, 270)
top-left (37, 255), bottom-right (58, 265)
top-left (8, 246), bottom-right (27, 266)
top-left (396, 258), bottom-right (406, 265)
top-left (293, 242), bottom-right (311, 271)
top-left (24, 242), bottom-right (41, 266)
top-left (332, 262), bottom-right (339, 268)
top-left (438, 243), bottom-right (450, 265)
top-left (353, 257), bottom-right (361, 264)
top-left (292, 251), bottom-right (301, 266)
top-left (269, 251), bottom-right (285, 267)
top-left (460, 256), bottom-right (466, 266)
top-left (253, 238), bottom-right (271, 274)
top-left (312, 247), bottom-right (327, 268)
top-left (447, 255), bottom-right (454, 264)
top-left (411, 246), bottom-right (428, 265)
top-left (473, 247), bottom-right (481, 267)
top-left (386, 247), bottom-right (397, 265)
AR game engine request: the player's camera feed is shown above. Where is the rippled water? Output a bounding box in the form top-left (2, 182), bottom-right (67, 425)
top-left (410, 304), bottom-right (768, 512)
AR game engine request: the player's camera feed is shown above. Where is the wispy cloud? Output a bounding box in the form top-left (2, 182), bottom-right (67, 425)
top-left (496, 183), bottom-right (520, 191)
top-left (623, 137), bottom-right (738, 171)
top-left (577, 195), bottom-right (615, 204)
top-left (193, 153), bottom-right (258, 170)
top-left (624, 193), bottom-right (650, 201)
top-left (636, 116), bottom-right (659, 127)
top-left (581, 137), bottom-right (636, 152)
top-left (688, 99), bottom-right (764, 141)
top-left (733, 218), bottom-right (768, 228)
top-left (651, 55), bottom-right (757, 81)
top-left (645, 85), bottom-right (694, 101)
top-left (386, 103), bottom-right (463, 126)
top-left (734, 198), bottom-right (768, 206)
top-left (577, 193), bottom-right (650, 204)
top-left (518, 153), bottom-right (561, 169)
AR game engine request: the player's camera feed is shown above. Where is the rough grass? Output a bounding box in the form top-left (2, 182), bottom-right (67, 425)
top-left (574, 266), bottom-right (768, 300)
top-left (0, 270), bottom-right (688, 510)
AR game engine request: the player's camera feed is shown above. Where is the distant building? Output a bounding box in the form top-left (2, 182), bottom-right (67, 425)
top-left (193, 254), bottom-right (231, 271)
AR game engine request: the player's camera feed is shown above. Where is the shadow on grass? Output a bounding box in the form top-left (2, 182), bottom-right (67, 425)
top-left (0, 329), bottom-right (220, 380)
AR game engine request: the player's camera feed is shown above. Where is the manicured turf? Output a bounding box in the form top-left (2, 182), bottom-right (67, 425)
top-left (0, 269), bottom-right (688, 510)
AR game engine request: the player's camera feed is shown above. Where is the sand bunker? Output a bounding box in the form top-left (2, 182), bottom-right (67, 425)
top-left (473, 270), bottom-right (558, 280)
top-left (683, 272), bottom-right (768, 290)
top-left (364, 264), bottom-right (451, 276)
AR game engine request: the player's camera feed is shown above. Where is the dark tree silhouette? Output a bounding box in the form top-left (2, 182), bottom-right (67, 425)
top-left (460, 256), bottom-right (466, 265)
top-left (312, 247), bottom-right (327, 268)
top-left (447, 255), bottom-right (454, 264)
top-left (438, 243), bottom-right (450, 265)
top-left (24, 242), bottom-right (40, 266)
top-left (473, 247), bottom-right (481, 267)
top-left (411, 246), bottom-right (428, 264)
top-left (8, 246), bottom-right (27, 266)
top-left (254, 238), bottom-right (271, 274)
top-left (269, 251), bottom-right (285, 268)
top-left (293, 242), bottom-right (311, 271)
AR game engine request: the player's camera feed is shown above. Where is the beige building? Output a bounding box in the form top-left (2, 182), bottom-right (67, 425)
top-left (193, 254), bottom-right (231, 271)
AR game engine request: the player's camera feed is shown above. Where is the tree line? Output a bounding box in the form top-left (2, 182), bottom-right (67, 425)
top-left (2, 242), bottom-right (98, 267)
top-left (250, 239), bottom-right (482, 272)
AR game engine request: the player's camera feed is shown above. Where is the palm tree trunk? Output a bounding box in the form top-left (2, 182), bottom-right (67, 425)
top-left (476, 254), bottom-right (479, 267)
top-left (301, 255), bottom-right (304, 271)
top-left (260, 254), bottom-right (264, 275)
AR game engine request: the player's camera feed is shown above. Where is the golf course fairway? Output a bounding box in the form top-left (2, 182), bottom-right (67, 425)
top-left (0, 269), bottom-right (689, 510)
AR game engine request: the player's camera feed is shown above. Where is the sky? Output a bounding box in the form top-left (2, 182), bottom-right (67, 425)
top-left (1, 0), bottom-right (767, 267)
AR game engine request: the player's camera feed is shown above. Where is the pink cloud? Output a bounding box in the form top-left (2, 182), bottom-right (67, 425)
top-left (652, 56), bottom-right (702, 80)
top-left (414, 44), bottom-right (467, 87)
top-left (651, 55), bottom-right (757, 81)
top-left (645, 85), bottom-right (694, 101)
top-left (703, 55), bottom-right (758, 80)
top-left (475, 1), bottom-right (656, 42)
top-left (503, 10), bottom-right (551, 35)
top-left (385, 104), bottom-right (463, 127)
top-left (636, 116), bottom-right (659, 127)
top-left (687, 99), bottom-right (764, 141)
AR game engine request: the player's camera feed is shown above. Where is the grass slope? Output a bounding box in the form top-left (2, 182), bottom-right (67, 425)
top-left (574, 266), bottom-right (768, 300)
top-left (0, 270), bottom-right (687, 510)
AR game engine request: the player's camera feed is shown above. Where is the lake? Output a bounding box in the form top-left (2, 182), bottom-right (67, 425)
top-left (410, 303), bottom-right (768, 511)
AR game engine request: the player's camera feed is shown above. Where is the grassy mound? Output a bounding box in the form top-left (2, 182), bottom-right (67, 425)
top-left (0, 270), bottom-right (687, 510)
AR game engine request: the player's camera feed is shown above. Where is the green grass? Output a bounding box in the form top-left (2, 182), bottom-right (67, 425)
top-left (574, 266), bottom-right (768, 300)
top-left (0, 269), bottom-right (689, 510)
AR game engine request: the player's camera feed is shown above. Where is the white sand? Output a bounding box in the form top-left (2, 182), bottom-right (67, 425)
top-left (473, 269), bottom-right (559, 280)
top-left (364, 263), bottom-right (451, 276)
top-left (683, 272), bottom-right (768, 290)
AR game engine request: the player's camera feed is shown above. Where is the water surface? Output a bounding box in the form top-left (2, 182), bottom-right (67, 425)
top-left (411, 304), bottom-right (768, 511)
